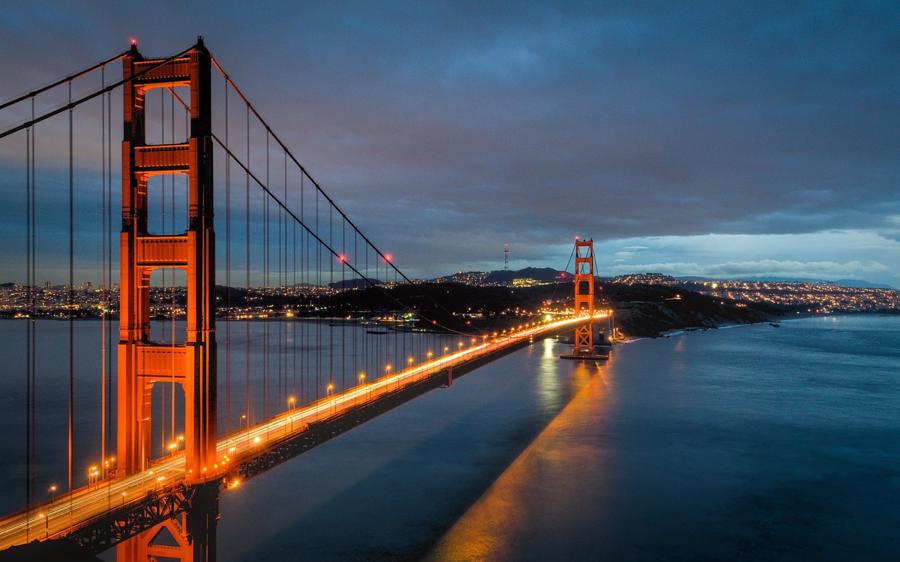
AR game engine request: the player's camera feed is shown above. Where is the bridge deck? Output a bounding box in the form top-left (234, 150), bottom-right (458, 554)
top-left (0, 315), bottom-right (596, 551)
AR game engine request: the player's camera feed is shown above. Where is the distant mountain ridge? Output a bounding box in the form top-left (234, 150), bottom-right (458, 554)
top-left (432, 267), bottom-right (572, 285)
top-left (484, 267), bottom-right (572, 283)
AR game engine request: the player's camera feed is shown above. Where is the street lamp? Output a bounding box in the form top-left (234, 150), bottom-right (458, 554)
top-left (48, 484), bottom-right (57, 505)
top-left (326, 383), bottom-right (335, 415)
top-left (288, 396), bottom-right (296, 431)
top-left (443, 346), bottom-right (449, 355)
top-left (88, 465), bottom-right (100, 486)
top-left (38, 512), bottom-right (47, 539)
top-left (240, 413), bottom-right (247, 432)
top-left (358, 372), bottom-right (367, 403)
top-left (105, 456), bottom-right (117, 479)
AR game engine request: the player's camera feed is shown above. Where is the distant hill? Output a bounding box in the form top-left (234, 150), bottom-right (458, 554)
top-left (433, 267), bottom-right (572, 285)
top-left (484, 267), bottom-right (572, 284)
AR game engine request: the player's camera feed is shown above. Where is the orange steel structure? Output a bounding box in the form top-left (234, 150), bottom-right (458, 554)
top-left (118, 40), bottom-right (217, 479)
top-left (573, 238), bottom-right (595, 353)
top-left (116, 484), bottom-right (218, 562)
top-left (116, 515), bottom-right (197, 562)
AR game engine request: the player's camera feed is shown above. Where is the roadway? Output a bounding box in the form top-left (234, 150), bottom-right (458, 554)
top-left (0, 314), bottom-right (598, 551)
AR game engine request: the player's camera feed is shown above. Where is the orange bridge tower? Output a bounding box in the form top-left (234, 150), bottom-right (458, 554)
top-left (573, 238), bottom-right (595, 353)
top-left (118, 40), bottom-right (216, 479)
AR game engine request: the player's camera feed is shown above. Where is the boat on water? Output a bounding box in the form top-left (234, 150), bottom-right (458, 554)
top-left (366, 329), bottom-right (390, 335)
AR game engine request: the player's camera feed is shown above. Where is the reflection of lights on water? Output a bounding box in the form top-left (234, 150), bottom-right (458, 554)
top-left (536, 338), bottom-right (560, 411)
top-left (542, 336), bottom-right (557, 360)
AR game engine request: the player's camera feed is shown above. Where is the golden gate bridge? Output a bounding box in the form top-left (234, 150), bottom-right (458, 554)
top-left (0, 38), bottom-right (601, 559)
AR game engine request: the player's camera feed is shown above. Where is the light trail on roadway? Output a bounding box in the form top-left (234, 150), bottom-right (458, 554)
top-left (0, 314), bottom-right (601, 551)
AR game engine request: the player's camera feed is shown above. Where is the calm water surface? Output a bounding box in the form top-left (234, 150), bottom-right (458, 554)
top-left (208, 315), bottom-right (898, 561)
top-left (4, 315), bottom-right (899, 560)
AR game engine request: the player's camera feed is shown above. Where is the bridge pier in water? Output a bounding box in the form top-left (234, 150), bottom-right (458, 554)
top-left (118, 40), bottom-right (217, 480)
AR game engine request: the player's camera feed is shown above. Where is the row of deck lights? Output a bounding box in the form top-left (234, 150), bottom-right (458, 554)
top-left (283, 317), bottom-right (554, 414)
top-left (250, 318), bottom-right (560, 455)
top-left (35, 317), bottom-right (563, 519)
top-left (33, 323), bottom-right (558, 537)
top-left (66, 321), bottom-right (557, 497)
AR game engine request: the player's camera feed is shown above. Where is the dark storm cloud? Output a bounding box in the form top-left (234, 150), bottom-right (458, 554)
top-left (0, 0), bottom-right (898, 278)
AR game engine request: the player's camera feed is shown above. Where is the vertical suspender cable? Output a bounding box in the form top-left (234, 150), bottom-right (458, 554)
top-left (365, 243), bottom-right (369, 385)
top-left (160, 90), bottom-right (167, 454)
top-left (302, 173), bottom-right (308, 403)
top-left (278, 151), bottom-right (287, 402)
top-left (329, 205), bottom-right (333, 391)
top-left (245, 104), bottom-right (250, 427)
top-left (341, 218), bottom-right (345, 391)
top-left (393, 256), bottom-right (398, 375)
top-left (67, 80), bottom-right (75, 503)
top-left (169, 91), bottom-right (176, 449)
top-left (352, 229), bottom-right (357, 387)
top-left (263, 132), bottom-right (269, 425)
top-left (106, 90), bottom-right (112, 457)
top-left (24, 126), bottom-right (32, 540)
top-left (99, 67), bottom-right (107, 477)
top-left (291, 164), bottom-right (302, 396)
top-left (316, 188), bottom-right (320, 400)
top-left (30, 98), bottom-right (37, 514)
top-left (224, 78), bottom-right (231, 434)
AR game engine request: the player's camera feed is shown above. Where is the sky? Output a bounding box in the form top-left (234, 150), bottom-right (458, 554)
top-left (0, 1), bottom-right (898, 285)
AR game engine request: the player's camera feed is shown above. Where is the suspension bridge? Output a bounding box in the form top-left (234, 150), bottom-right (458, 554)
top-left (0, 39), bottom-right (601, 559)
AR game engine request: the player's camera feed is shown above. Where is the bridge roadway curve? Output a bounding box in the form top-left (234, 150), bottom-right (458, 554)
top-left (0, 315), bottom-right (597, 551)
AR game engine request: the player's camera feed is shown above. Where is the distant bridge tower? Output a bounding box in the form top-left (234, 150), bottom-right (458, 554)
top-left (573, 238), bottom-right (595, 353)
top-left (504, 243), bottom-right (510, 270)
top-left (118, 40), bottom-right (217, 479)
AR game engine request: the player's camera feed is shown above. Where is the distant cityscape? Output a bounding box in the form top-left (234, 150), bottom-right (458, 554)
top-left (1, 268), bottom-right (897, 319)
top-left (610, 273), bottom-right (900, 314)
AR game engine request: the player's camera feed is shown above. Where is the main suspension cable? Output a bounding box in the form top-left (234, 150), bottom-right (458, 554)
top-left (0, 50), bottom-right (128, 111)
top-left (0, 44), bottom-right (197, 140)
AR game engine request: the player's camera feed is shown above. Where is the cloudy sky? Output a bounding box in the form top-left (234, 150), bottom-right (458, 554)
top-left (1, 1), bottom-right (898, 285)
